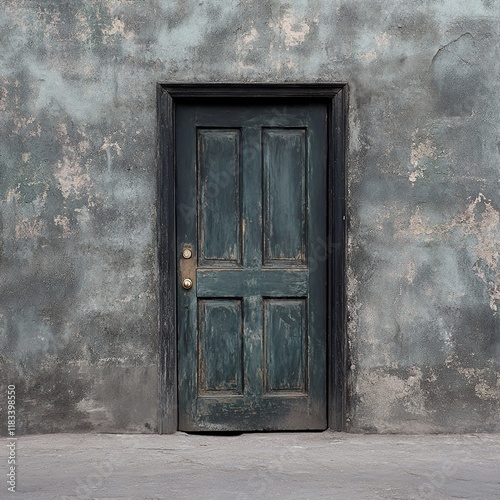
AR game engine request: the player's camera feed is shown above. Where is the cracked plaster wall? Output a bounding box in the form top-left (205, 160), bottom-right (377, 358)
top-left (0, 0), bottom-right (499, 433)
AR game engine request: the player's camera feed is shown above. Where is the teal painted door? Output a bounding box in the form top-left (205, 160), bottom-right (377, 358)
top-left (176, 102), bottom-right (327, 431)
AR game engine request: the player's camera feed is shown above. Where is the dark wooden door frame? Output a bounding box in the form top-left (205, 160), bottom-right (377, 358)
top-left (157, 83), bottom-right (347, 434)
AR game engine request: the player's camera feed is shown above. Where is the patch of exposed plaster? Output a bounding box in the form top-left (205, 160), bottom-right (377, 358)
top-left (406, 260), bottom-right (417, 284)
top-left (397, 194), bottom-right (500, 311)
top-left (13, 115), bottom-right (34, 131)
top-left (460, 194), bottom-right (499, 266)
top-left (453, 364), bottom-right (500, 401)
top-left (408, 168), bottom-right (425, 185)
top-left (5, 187), bottom-right (20, 204)
top-left (55, 157), bottom-right (92, 201)
top-left (357, 367), bottom-right (430, 424)
top-left (235, 27), bottom-right (259, 70)
top-left (13, 115), bottom-right (41, 137)
top-left (54, 215), bottom-right (71, 237)
top-left (100, 137), bottom-right (122, 171)
top-left (15, 218), bottom-right (43, 240)
top-left (411, 136), bottom-right (437, 168)
top-left (0, 81), bottom-right (8, 111)
top-left (7, 183), bottom-right (49, 230)
top-left (461, 194), bottom-right (500, 311)
top-left (74, 12), bottom-right (92, 42)
top-left (102, 17), bottom-right (133, 42)
top-left (268, 12), bottom-right (315, 49)
top-left (475, 379), bottom-right (500, 401)
top-left (54, 124), bottom-right (93, 204)
top-left (242, 27), bottom-right (258, 45)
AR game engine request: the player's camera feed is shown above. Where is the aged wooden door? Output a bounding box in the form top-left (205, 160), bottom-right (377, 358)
top-left (176, 101), bottom-right (327, 431)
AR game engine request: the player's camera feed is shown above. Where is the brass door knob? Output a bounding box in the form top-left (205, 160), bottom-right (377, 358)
top-left (182, 278), bottom-right (193, 290)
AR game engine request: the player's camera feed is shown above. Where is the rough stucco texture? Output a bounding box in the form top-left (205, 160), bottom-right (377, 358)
top-left (0, 0), bottom-right (499, 434)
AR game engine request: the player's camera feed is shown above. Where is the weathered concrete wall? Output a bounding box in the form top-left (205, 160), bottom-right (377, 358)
top-left (1, 0), bottom-right (499, 433)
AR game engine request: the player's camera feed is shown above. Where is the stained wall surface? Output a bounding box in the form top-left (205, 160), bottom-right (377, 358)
top-left (0, 0), bottom-right (499, 433)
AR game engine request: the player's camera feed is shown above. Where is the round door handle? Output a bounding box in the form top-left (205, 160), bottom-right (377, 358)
top-left (182, 278), bottom-right (193, 290)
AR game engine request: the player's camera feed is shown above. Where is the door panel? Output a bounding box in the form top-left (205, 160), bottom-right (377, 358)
top-left (176, 102), bottom-right (327, 431)
top-left (264, 298), bottom-right (307, 394)
top-left (197, 129), bottom-right (242, 266)
top-left (198, 299), bottom-right (243, 395)
top-left (263, 128), bottom-right (307, 264)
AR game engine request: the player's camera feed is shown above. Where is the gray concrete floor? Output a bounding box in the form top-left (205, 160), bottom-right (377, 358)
top-left (4, 432), bottom-right (500, 499)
